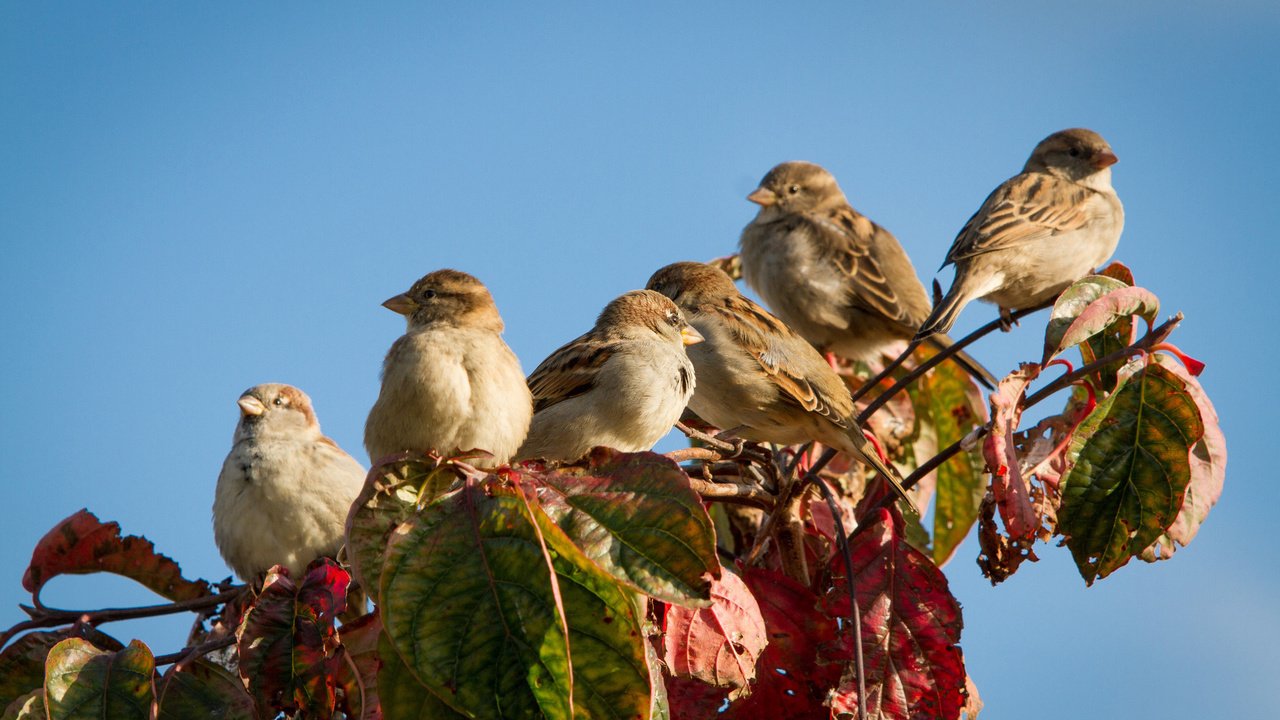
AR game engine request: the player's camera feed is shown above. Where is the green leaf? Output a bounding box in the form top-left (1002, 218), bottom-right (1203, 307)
top-left (531, 448), bottom-right (720, 606)
top-left (1, 628), bottom-right (126, 710)
top-left (345, 455), bottom-right (466, 601)
top-left (1, 690), bottom-right (46, 720)
top-left (905, 346), bottom-right (988, 566)
top-left (1043, 276), bottom-right (1158, 362)
top-left (44, 638), bottom-right (154, 720)
top-left (1059, 362), bottom-right (1205, 584)
top-left (380, 482), bottom-right (652, 720)
top-left (154, 660), bottom-right (256, 720)
top-left (376, 631), bottom-right (469, 720)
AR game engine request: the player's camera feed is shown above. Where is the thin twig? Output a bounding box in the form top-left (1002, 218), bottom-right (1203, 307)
top-left (2, 589), bottom-right (246, 648)
top-left (870, 313), bottom-right (1184, 511)
top-left (856, 303), bottom-right (1053, 423)
top-left (811, 475), bottom-right (866, 720)
top-left (687, 477), bottom-right (776, 510)
top-left (154, 634), bottom-right (237, 668)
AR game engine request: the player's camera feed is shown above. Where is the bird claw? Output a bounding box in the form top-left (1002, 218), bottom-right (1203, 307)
top-left (999, 307), bottom-right (1019, 332)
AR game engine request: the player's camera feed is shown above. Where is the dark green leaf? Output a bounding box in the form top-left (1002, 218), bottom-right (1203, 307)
top-left (344, 455), bottom-right (466, 601)
top-left (1, 627), bottom-right (123, 710)
top-left (380, 482), bottom-right (652, 720)
top-left (155, 660), bottom-right (256, 720)
top-left (532, 448), bottom-right (720, 606)
top-left (1059, 362), bottom-right (1205, 584)
top-left (376, 631), bottom-right (468, 720)
top-left (44, 638), bottom-right (154, 720)
top-left (1, 690), bottom-right (45, 720)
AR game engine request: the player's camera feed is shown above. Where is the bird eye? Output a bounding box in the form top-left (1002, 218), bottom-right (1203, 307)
top-left (1068, 148), bottom-right (1081, 158)
top-left (273, 397), bottom-right (285, 406)
top-left (667, 311), bottom-right (681, 326)
top-left (422, 289), bottom-right (437, 299)
top-left (788, 185), bottom-right (801, 194)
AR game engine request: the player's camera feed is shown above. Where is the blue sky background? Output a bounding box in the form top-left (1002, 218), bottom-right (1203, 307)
top-left (2, 3), bottom-right (1276, 717)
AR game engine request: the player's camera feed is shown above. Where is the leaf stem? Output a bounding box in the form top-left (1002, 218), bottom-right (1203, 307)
top-left (811, 475), bottom-right (866, 720)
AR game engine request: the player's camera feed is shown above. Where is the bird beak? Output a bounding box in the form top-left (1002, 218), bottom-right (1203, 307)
top-left (747, 187), bottom-right (777, 206)
top-left (1093, 150), bottom-right (1118, 169)
top-left (382, 293), bottom-right (417, 316)
top-left (680, 326), bottom-right (705, 346)
top-left (237, 396), bottom-right (266, 417)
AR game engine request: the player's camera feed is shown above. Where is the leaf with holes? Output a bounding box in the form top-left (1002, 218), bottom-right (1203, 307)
top-left (22, 510), bottom-right (210, 603)
top-left (721, 568), bottom-right (840, 719)
top-left (1141, 356), bottom-right (1226, 562)
top-left (380, 481), bottom-right (651, 720)
top-left (531, 448), bottom-right (720, 606)
top-left (0, 627), bottom-right (124, 711)
top-left (823, 509), bottom-right (967, 720)
top-left (344, 455), bottom-right (468, 600)
top-left (906, 344), bottom-right (989, 566)
top-left (154, 660), bottom-right (256, 720)
top-left (44, 638), bottom-right (154, 720)
top-left (237, 558), bottom-right (349, 719)
top-left (1059, 362), bottom-right (1204, 584)
top-left (663, 569), bottom-right (767, 705)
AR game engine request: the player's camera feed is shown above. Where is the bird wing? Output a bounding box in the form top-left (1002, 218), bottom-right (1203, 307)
top-left (526, 332), bottom-right (618, 414)
top-left (800, 207), bottom-right (919, 326)
top-left (946, 172), bottom-right (1098, 264)
top-left (707, 295), bottom-right (853, 429)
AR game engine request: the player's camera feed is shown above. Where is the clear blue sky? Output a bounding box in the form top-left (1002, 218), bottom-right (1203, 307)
top-left (2, 3), bottom-right (1275, 717)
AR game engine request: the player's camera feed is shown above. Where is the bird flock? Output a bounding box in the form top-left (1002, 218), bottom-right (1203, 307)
top-left (213, 127), bottom-right (1124, 582)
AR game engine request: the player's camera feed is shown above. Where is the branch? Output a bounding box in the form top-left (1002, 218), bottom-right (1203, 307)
top-left (871, 312), bottom-right (1185, 511)
top-left (154, 634), bottom-right (238, 668)
top-left (856, 302), bottom-right (1053, 422)
top-left (1, 588), bottom-right (247, 648)
top-left (811, 475), bottom-right (866, 720)
top-left (687, 477), bottom-right (776, 510)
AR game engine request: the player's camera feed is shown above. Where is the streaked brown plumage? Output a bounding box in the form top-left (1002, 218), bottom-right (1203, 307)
top-left (647, 261), bottom-right (916, 509)
top-left (917, 128), bottom-right (1124, 337)
top-left (739, 161), bottom-right (995, 387)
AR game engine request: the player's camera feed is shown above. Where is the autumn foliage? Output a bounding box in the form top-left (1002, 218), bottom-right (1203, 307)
top-left (0, 265), bottom-right (1225, 719)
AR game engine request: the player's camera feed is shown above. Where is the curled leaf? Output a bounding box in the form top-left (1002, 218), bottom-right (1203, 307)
top-left (1043, 276), bottom-right (1159, 362)
top-left (22, 509), bottom-right (210, 603)
top-left (0, 627), bottom-right (123, 711)
top-left (982, 364), bottom-right (1042, 541)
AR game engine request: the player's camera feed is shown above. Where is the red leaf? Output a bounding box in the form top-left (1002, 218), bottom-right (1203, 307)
top-left (663, 570), bottom-right (767, 701)
top-left (722, 568), bottom-right (842, 719)
top-left (237, 558), bottom-right (350, 719)
top-left (1097, 261), bottom-right (1135, 286)
top-left (982, 365), bottom-right (1041, 540)
top-left (335, 611), bottom-right (383, 720)
top-left (824, 509), bottom-right (967, 720)
top-left (22, 509), bottom-right (210, 603)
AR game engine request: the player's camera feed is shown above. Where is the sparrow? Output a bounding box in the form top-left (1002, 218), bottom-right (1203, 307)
top-left (739, 160), bottom-right (995, 387)
top-left (364, 269), bottom-right (532, 466)
top-left (213, 384), bottom-right (367, 582)
top-left (646, 262), bottom-right (914, 508)
top-left (518, 289), bottom-right (703, 462)
top-left (916, 128), bottom-right (1124, 337)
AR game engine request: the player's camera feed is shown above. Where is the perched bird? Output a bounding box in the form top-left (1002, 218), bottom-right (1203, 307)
top-left (916, 128), bottom-right (1124, 337)
top-left (518, 290), bottom-right (703, 462)
top-left (739, 161), bottom-right (995, 387)
top-left (213, 384), bottom-right (367, 582)
top-left (647, 262), bottom-right (914, 508)
top-left (365, 269), bottom-right (532, 466)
